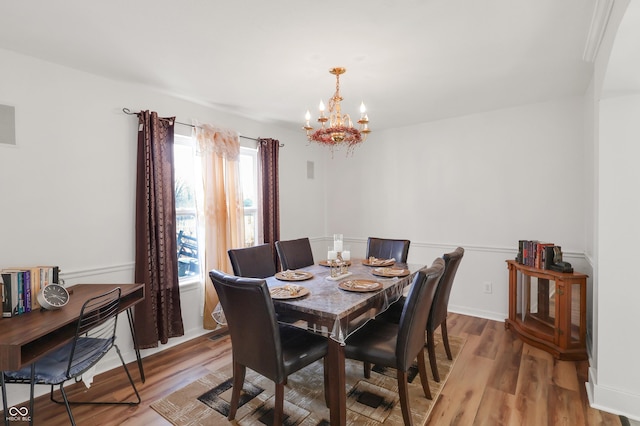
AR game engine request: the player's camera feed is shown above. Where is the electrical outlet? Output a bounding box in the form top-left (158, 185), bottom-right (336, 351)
top-left (483, 282), bottom-right (492, 294)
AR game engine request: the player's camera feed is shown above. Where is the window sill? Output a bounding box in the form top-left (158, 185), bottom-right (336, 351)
top-left (179, 275), bottom-right (202, 290)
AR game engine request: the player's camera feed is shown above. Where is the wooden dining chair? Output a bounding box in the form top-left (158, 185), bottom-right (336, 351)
top-left (228, 243), bottom-right (277, 278)
top-left (1, 288), bottom-right (141, 426)
top-left (366, 237), bottom-right (411, 263)
top-left (208, 269), bottom-right (328, 425)
top-left (275, 237), bottom-right (315, 270)
top-left (343, 258), bottom-right (444, 426)
top-left (425, 246), bottom-right (464, 381)
top-left (377, 247), bottom-right (465, 382)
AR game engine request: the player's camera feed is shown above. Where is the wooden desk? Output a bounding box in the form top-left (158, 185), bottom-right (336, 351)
top-left (0, 283), bottom-right (145, 374)
top-left (266, 261), bottom-right (425, 426)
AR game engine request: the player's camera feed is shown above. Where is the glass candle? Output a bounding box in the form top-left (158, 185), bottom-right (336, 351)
top-left (333, 234), bottom-right (343, 252)
top-left (342, 250), bottom-right (351, 261)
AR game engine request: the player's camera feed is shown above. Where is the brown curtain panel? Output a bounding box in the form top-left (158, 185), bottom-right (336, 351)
top-left (134, 110), bottom-right (184, 349)
top-left (258, 138), bottom-right (280, 268)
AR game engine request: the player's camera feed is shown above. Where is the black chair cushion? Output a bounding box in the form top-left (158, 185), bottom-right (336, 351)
top-left (343, 319), bottom-right (399, 368)
top-left (279, 324), bottom-right (329, 376)
top-left (5, 337), bottom-right (113, 384)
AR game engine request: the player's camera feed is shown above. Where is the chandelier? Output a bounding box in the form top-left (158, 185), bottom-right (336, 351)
top-left (303, 67), bottom-right (370, 153)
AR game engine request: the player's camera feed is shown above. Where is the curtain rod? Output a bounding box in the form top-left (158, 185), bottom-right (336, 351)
top-left (122, 108), bottom-right (283, 146)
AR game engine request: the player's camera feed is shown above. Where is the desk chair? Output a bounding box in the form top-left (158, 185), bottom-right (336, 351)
top-left (343, 259), bottom-right (444, 426)
top-left (275, 237), bottom-right (314, 271)
top-left (228, 243), bottom-right (277, 278)
top-left (1, 288), bottom-right (141, 426)
top-left (209, 269), bottom-right (328, 425)
top-left (366, 237), bottom-right (411, 263)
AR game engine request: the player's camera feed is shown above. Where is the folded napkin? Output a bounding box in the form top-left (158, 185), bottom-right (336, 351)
top-left (280, 270), bottom-right (307, 279)
top-left (376, 267), bottom-right (405, 275)
top-left (368, 257), bottom-right (396, 265)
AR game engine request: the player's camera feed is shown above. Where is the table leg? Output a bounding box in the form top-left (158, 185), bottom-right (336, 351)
top-left (126, 308), bottom-right (145, 383)
top-left (327, 338), bottom-right (346, 426)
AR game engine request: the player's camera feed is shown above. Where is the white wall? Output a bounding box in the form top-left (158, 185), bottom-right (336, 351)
top-left (594, 93), bottom-right (640, 419)
top-left (321, 98), bottom-right (588, 320)
top-left (584, 0), bottom-right (640, 420)
top-left (0, 47), bottom-right (326, 408)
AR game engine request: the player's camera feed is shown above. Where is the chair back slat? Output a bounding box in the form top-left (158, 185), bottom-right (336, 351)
top-left (66, 287), bottom-right (121, 378)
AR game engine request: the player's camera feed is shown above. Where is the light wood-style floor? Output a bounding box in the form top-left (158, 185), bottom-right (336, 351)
top-left (4, 313), bottom-right (621, 425)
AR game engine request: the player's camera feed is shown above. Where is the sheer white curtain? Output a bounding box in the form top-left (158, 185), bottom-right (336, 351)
top-left (194, 122), bottom-right (244, 329)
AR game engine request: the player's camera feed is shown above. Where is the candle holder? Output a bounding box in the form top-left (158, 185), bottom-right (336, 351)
top-left (327, 240), bottom-right (352, 280)
top-left (330, 259), bottom-right (340, 278)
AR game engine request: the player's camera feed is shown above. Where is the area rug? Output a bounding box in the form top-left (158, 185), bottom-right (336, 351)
top-left (151, 334), bottom-right (465, 425)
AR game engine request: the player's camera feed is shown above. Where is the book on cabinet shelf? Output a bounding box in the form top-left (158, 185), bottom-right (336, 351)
top-left (516, 240), bottom-right (558, 270)
top-left (1, 266), bottom-right (60, 318)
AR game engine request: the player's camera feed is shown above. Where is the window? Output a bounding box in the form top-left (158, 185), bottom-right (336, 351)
top-left (174, 136), bottom-right (260, 280)
top-left (240, 146), bottom-right (259, 248)
top-left (174, 135), bottom-right (200, 279)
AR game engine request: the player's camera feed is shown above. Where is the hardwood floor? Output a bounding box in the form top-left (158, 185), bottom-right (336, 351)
top-left (3, 313), bottom-right (621, 425)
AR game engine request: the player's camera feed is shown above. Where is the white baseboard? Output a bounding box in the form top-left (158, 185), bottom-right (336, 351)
top-left (587, 367), bottom-right (640, 421)
top-left (448, 305), bottom-right (506, 323)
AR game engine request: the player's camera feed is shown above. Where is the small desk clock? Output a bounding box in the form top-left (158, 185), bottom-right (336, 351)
top-left (37, 283), bottom-right (70, 310)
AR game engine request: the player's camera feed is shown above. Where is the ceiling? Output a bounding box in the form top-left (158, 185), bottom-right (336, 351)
top-left (0, 0), bottom-right (601, 131)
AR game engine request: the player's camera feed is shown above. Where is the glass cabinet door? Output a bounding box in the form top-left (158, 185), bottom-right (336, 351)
top-left (516, 271), bottom-right (556, 342)
top-left (570, 282), bottom-right (582, 344)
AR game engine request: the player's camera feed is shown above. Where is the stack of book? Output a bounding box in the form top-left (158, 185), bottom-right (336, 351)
top-left (1, 266), bottom-right (60, 317)
top-left (516, 240), bottom-right (560, 269)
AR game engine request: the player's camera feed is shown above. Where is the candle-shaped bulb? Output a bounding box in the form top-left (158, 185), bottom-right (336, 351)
top-left (360, 102), bottom-right (367, 115)
top-left (305, 110), bottom-right (311, 124)
top-left (319, 100), bottom-right (325, 113)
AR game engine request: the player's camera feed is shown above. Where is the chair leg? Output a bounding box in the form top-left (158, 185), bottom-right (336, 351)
top-left (58, 384), bottom-right (76, 426)
top-left (274, 382), bottom-right (284, 426)
top-left (442, 319), bottom-right (453, 360)
top-left (115, 345), bottom-right (142, 404)
top-left (397, 370), bottom-right (413, 426)
top-left (426, 329), bottom-right (440, 382)
top-left (363, 361), bottom-right (372, 379)
top-left (228, 362), bottom-right (246, 421)
top-left (323, 358), bottom-right (330, 408)
top-left (416, 348), bottom-right (432, 400)
top-left (1, 373), bottom-right (9, 426)
top-left (29, 365), bottom-right (35, 426)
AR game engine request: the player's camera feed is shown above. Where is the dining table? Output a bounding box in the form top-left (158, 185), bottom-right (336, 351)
top-left (265, 258), bottom-right (428, 426)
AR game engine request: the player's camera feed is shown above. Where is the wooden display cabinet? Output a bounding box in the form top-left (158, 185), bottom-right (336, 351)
top-left (505, 260), bottom-right (588, 360)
